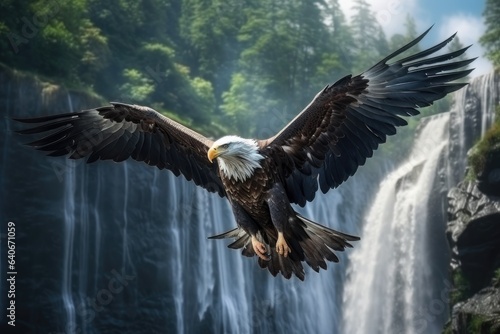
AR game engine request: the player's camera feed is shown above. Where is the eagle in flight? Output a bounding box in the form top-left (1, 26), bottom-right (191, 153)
top-left (15, 28), bottom-right (473, 280)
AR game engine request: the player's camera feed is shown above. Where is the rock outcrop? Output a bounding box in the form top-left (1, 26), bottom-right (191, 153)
top-left (445, 166), bottom-right (500, 334)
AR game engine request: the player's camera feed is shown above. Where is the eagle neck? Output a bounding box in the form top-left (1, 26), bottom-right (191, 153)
top-left (218, 143), bottom-right (264, 182)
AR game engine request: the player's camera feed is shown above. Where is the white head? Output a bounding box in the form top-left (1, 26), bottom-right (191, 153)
top-left (207, 135), bottom-right (264, 182)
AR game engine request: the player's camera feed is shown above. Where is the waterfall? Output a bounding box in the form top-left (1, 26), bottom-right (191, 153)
top-left (53, 163), bottom-right (365, 334)
top-left (61, 142), bottom-right (77, 334)
top-left (342, 113), bottom-right (451, 334)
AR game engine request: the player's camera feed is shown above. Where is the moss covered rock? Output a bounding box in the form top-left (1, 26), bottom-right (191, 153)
top-left (446, 179), bottom-right (500, 333)
top-left (467, 121), bottom-right (500, 197)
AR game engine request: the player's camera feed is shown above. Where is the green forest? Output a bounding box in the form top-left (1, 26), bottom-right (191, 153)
top-left (1, 0), bottom-right (497, 159)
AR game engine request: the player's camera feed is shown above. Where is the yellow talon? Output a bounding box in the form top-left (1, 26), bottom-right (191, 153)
top-left (252, 236), bottom-right (269, 261)
top-left (276, 232), bottom-right (291, 257)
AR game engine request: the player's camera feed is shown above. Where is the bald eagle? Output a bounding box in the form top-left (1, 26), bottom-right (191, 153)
top-left (15, 28), bottom-right (473, 280)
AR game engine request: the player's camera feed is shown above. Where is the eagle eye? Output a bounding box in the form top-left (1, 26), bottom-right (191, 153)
top-left (220, 143), bottom-right (230, 149)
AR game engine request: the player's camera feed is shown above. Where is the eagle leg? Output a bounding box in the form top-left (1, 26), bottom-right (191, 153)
top-left (276, 232), bottom-right (291, 257)
top-left (266, 183), bottom-right (296, 257)
top-left (251, 235), bottom-right (270, 261)
top-left (224, 199), bottom-right (271, 260)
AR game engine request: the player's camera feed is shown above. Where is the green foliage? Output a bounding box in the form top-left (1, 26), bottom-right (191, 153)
top-left (0, 0), bottom-right (470, 143)
top-left (180, 0), bottom-right (243, 86)
top-left (119, 68), bottom-right (154, 103)
top-left (480, 0), bottom-right (500, 69)
top-left (487, 315), bottom-right (500, 334)
top-left (467, 314), bottom-right (489, 334)
top-left (442, 322), bottom-right (452, 334)
top-left (191, 77), bottom-right (216, 114)
top-left (220, 0), bottom-right (357, 137)
top-left (451, 268), bottom-right (472, 305)
top-left (493, 268), bottom-right (500, 287)
top-left (0, 0), bottom-right (108, 86)
top-left (467, 114), bottom-right (500, 180)
top-left (221, 72), bottom-right (280, 137)
top-left (79, 19), bottom-right (110, 84)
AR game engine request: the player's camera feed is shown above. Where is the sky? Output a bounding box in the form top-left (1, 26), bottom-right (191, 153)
top-left (339, 0), bottom-right (492, 77)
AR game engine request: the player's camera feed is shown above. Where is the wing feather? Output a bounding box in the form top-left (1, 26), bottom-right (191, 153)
top-left (114, 129), bottom-right (140, 162)
top-left (260, 27), bottom-right (472, 206)
top-left (14, 102), bottom-right (225, 196)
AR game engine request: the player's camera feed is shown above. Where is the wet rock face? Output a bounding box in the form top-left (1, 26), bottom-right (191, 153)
top-left (450, 287), bottom-right (500, 334)
top-left (447, 181), bottom-right (500, 293)
top-left (444, 72), bottom-right (500, 334)
top-left (446, 181), bottom-right (500, 333)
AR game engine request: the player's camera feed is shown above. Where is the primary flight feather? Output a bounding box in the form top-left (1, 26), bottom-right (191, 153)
top-left (15, 27), bottom-right (474, 280)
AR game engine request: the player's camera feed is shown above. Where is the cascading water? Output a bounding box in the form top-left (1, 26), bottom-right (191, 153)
top-left (342, 113), bottom-right (452, 334)
top-left (48, 156), bottom-right (368, 334)
top-left (62, 147), bottom-right (76, 333)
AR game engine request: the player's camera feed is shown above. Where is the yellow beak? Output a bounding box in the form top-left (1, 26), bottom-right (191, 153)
top-left (207, 147), bottom-right (218, 163)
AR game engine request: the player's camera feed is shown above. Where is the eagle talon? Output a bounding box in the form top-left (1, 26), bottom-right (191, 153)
top-left (252, 236), bottom-right (270, 261)
top-left (276, 232), bottom-right (291, 257)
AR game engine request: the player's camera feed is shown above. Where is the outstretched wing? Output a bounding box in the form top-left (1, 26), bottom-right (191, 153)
top-left (14, 102), bottom-right (225, 197)
top-left (259, 27), bottom-right (474, 206)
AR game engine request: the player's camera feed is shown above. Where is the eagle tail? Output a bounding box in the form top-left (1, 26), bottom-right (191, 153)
top-left (209, 213), bottom-right (359, 280)
top-left (291, 213), bottom-right (359, 266)
top-left (208, 227), bottom-right (256, 257)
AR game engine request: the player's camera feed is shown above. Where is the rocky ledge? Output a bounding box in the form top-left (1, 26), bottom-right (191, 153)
top-left (445, 179), bottom-right (500, 333)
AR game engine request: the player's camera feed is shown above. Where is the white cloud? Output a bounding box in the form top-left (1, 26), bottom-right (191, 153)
top-left (438, 14), bottom-right (492, 77)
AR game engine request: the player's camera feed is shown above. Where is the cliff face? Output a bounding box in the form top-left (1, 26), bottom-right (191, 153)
top-left (445, 73), bottom-right (500, 334)
top-left (0, 64), bottom-right (103, 118)
top-left (446, 181), bottom-right (500, 334)
top-left (0, 65), bottom-right (104, 333)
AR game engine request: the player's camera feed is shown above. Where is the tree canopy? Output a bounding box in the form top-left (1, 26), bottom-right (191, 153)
top-left (480, 0), bottom-right (500, 69)
top-left (0, 0), bottom-right (462, 140)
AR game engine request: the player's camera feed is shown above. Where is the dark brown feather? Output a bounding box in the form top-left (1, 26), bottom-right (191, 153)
top-left (14, 102), bottom-right (225, 196)
top-left (259, 27), bottom-right (473, 206)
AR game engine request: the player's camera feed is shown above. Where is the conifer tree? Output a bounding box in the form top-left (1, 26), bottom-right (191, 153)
top-left (350, 0), bottom-right (387, 72)
top-left (480, 0), bottom-right (500, 69)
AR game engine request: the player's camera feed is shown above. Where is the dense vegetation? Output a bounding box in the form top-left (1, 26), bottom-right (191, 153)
top-left (481, 0), bottom-right (500, 69)
top-left (0, 0), bottom-right (469, 157)
top-left (467, 105), bottom-right (500, 181)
